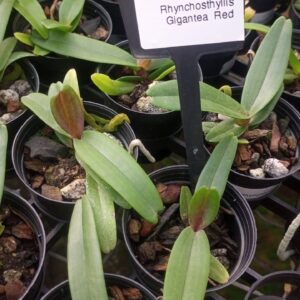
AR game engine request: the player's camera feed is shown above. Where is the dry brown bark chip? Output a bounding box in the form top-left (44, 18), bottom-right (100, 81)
top-left (242, 129), bottom-right (271, 140)
top-left (156, 183), bottom-right (180, 204)
top-left (237, 144), bottom-right (252, 161)
top-left (270, 122), bottom-right (281, 153)
top-left (128, 219), bottom-right (142, 242)
top-left (11, 223), bottom-right (34, 240)
top-left (149, 255), bottom-right (169, 272)
top-left (5, 279), bottom-right (26, 300)
top-left (138, 241), bottom-right (163, 264)
top-left (24, 159), bottom-right (50, 174)
top-left (121, 287), bottom-right (143, 300)
top-left (30, 175), bottom-right (44, 189)
top-left (109, 286), bottom-right (125, 300)
top-left (140, 220), bottom-right (156, 238)
top-left (41, 184), bottom-right (63, 201)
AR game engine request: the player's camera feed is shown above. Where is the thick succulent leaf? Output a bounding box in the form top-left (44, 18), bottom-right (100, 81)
top-left (117, 75), bottom-right (143, 83)
top-left (148, 80), bottom-right (249, 119)
top-left (0, 37), bottom-right (16, 73)
top-left (0, 125), bottom-right (8, 203)
top-left (189, 187), bottom-right (220, 231)
top-left (50, 85), bottom-right (84, 139)
top-left (244, 22), bottom-right (269, 34)
top-left (14, 0), bottom-right (48, 39)
top-left (205, 119), bottom-right (247, 143)
top-left (196, 134), bottom-right (238, 197)
top-left (41, 19), bottom-right (72, 31)
top-left (180, 186), bottom-right (192, 223)
top-left (163, 227), bottom-right (210, 300)
top-left (202, 122), bottom-right (218, 135)
top-left (91, 73), bottom-right (136, 96)
top-left (33, 45), bottom-right (49, 56)
top-left (21, 93), bottom-right (69, 136)
top-left (241, 17), bottom-right (292, 115)
top-left (0, 0), bottom-right (15, 42)
top-left (14, 32), bottom-right (33, 47)
top-left (63, 69), bottom-right (80, 97)
top-left (86, 174), bottom-right (117, 253)
top-left (250, 85), bottom-right (284, 127)
top-left (68, 198), bottom-right (108, 300)
top-left (31, 30), bottom-right (138, 67)
top-left (74, 131), bottom-right (163, 223)
top-left (59, 0), bottom-right (85, 25)
top-left (209, 254), bottom-right (229, 284)
top-left (48, 82), bottom-right (63, 98)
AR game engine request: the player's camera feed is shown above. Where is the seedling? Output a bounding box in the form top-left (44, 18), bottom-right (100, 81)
top-left (21, 69), bottom-right (163, 300)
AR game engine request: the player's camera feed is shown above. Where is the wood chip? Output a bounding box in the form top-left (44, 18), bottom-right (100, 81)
top-left (156, 183), bottom-right (180, 204)
top-left (270, 122), bottom-right (281, 153)
top-left (238, 144), bottom-right (252, 161)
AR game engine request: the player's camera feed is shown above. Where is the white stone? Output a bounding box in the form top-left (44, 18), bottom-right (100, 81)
top-left (61, 179), bottom-right (86, 200)
top-left (249, 168), bottom-right (265, 178)
top-left (262, 158), bottom-right (289, 177)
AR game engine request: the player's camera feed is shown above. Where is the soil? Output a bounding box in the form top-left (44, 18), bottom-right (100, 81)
top-left (205, 111), bottom-right (298, 178)
top-left (23, 127), bottom-right (86, 202)
top-left (0, 206), bottom-right (39, 300)
top-left (108, 285), bottom-right (144, 299)
top-left (127, 183), bottom-right (239, 286)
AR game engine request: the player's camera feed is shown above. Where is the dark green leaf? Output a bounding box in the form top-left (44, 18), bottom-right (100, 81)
top-left (289, 50), bottom-right (300, 76)
top-left (179, 186), bottom-right (192, 223)
top-left (41, 19), bottom-right (72, 31)
top-left (86, 174), bottom-right (117, 253)
top-left (0, 125), bottom-right (7, 203)
top-left (163, 227), bottom-right (210, 300)
top-left (209, 254), bottom-right (229, 284)
top-left (74, 131), bottom-right (163, 223)
top-left (242, 17), bottom-right (292, 115)
top-left (196, 134), bottom-right (238, 197)
top-left (50, 85), bottom-right (84, 139)
top-left (14, 0), bottom-right (48, 39)
top-left (189, 187), bottom-right (220, 231)
top-left (91, 73), bottom-right (136, 96)
top-left (31, 30), bottom-right (138, 67)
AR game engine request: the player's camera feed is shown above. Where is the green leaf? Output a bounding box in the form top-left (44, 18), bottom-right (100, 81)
top-left (0, 125), bottom-right (7, 203)
top-left (202, 122), bottom-right (218, 135)
top-left (250, 85), bottom-right (284, 126)
top-left (91, 73), bottom-right (136, 96)
top-left (14, 0), bottom-right (48, 39)
top-left (33, 45), bottom-right (50, 56)
top-left (50, 85), bottom-right (84, 139)
top-left (86, 174), bottom-right (117, 254)
top-left (59, 0), bottom-right (85, 25)
top-left (68, 199), bottom-right (108, 300)
top-left (164, 227), bottom-right (210, 300)
top-left (63, 69), bottom-right (80, 97)
top-left (241, 17), bottom-right (292, 115)
top-left (31, 30), bottom-right (138, 67)
top-left (21, 93), bottom-right (69, 137)
top-left (148, 80), bottom-right (249, 120)
top-left (117, 75), bottom-right (143, 83)
top-left (41, 19), bottom-right (72, 31)
top-left (244, 22), bottom-right (269, 34)
top-left (289, 50), bottom-right (300, 76)
top-left (74, 130), bottom-right (163, 223)
top-left (48, 82), bottom-right (63, 98)
top-left (0, 51), bottom-right (34, 81)
top-left (205, 119), bottom-right (247, 143)
top-left (148, 60), bottom-right (175, 81)
top-left (0, 0), bottom-right (15, 42)
top-left (14, 32), bottom-right (33, 47)
top-left (209, 254), bottom-right (229, 284)
top-left (196, 134), bottom-right (238, 197)
top-left (180, 186), bottom-right (192, 223)
top-left (189, 187), bottom-right (220, 231)
top-left (0, 37), bottom-right (17, 73)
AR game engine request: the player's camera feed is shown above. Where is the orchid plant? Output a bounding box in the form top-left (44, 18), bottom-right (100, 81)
top-left (148, 17), bottom-right (292, 143)
top-left (21, 69), bottom-right (163, 299)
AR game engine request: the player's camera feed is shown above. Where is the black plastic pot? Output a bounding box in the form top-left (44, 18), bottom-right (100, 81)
top-left (290, 0), bottom-right (300, 30)
top-left (248, 0), bottom-right (276, 13)
top-left (227, 88), bottom-right (300, 203)
top-left (122, 165), bottom-right (257, 296)
top-left (40, 274), bottom-right (156, 299)
top-left (12, 0), bottom-right (112, 87)
top-left (2, 189), bottom-right (46, 300)
top-left (12, 101), bottom-right (138, 221)
top-left (244, 271), bottom-right (300, 300)
top-left (94, 40), bottom-right (182, 160)
top-left (95, 0), bottom-right (125, 36)
top-left (4, 59), bottom-right (39, 170)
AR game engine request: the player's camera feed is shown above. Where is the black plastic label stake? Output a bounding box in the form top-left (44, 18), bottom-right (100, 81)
top-left (118, 0), bottom-right (244, 186)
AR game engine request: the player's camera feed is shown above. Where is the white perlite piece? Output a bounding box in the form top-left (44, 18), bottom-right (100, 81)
top-left (249, 168), bottom-right (265, 178)
top-left (262, 158), bottom-right (289, 177)
top-left (60, 179), bottom-right (86, 200)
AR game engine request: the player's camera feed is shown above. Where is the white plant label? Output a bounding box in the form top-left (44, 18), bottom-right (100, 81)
top-left (133, 0), bottom-right (244, 49)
